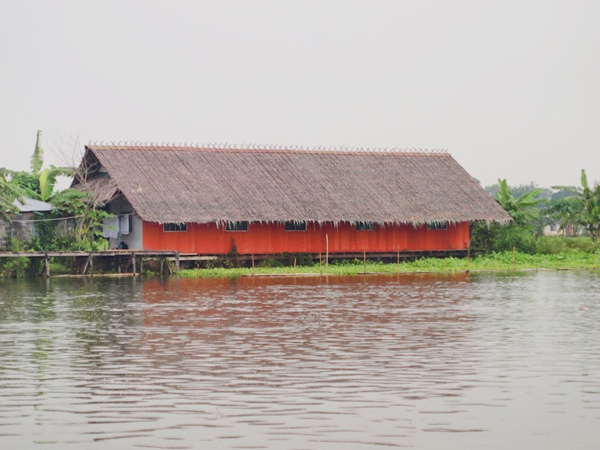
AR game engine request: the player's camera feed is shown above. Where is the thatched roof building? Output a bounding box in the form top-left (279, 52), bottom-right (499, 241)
top-left (76, 144), bottom-right (510, 226)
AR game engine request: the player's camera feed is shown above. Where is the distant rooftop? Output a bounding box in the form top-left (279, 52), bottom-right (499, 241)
top-left (13, 197), bottom-right (53, 213)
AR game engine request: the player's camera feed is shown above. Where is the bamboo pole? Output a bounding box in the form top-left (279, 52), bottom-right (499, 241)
top-left (467, 246), bottom-right (471, 273)
top-left (325, 235), bottom-right (329, 269)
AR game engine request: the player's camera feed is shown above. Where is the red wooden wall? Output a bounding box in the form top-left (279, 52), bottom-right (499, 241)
top-left (142, 221), bottom-right (470, 254)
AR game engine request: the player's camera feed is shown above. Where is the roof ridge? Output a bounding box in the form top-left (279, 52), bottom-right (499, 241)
top-left (86, 142), bottom-right (450, 156)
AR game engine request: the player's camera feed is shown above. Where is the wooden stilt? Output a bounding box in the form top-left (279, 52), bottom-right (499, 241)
top-left (175, 252), bottom-right (180, 273)
top-left (44, 253), bottom-right (50, 278)
top-left (82, 254), bottom-right (91, 275)
top-left (132, 253), bottom-right (137, 276)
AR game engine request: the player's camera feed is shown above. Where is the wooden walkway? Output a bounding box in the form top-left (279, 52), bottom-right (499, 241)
top-left (0, 250), bottom-right (181, 277)
top-left (0, 249), bottom-right (470, 277)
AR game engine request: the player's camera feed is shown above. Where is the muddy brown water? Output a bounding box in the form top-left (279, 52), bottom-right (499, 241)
top-left (0, 271), bottom-right (599, 449)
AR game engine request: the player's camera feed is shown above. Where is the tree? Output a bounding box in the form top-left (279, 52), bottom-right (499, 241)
top-left (0, 168), bottom-right (26, 223)
top-left (547, 197), bottom-right (584, 236)
top-left (50, 189), bottom-right (112, 250)
top-left (552, 169), bottom-right (600, 240)
top-left (11, 131), bottom-right (73, 202)
top-left (495, 179), bottom-right (544, 226)
top-left (472, 179), bottom-right (544, 253)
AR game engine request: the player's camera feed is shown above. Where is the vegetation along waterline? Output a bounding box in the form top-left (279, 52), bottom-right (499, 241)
top-left (178, 251), bottom-right (600, 279)
top-left (3, 132), bottom-right (600, 278)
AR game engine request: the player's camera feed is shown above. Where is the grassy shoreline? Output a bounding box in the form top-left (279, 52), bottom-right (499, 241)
top-left (177, 251), bottom-right (600, 278)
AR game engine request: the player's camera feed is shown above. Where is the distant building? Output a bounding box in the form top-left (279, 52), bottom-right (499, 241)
top-left (543, 222), bottom-right (579, 237)
top-left (74, 144), bottom-right (511, 255)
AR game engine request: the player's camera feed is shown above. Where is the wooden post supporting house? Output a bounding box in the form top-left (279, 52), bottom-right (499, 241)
top-left (44, 253), bottom-right (50, 278)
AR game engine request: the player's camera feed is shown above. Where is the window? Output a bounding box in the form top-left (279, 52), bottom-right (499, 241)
top-left (427, 222), bottom-right (448, 230)
top-left (284, 221), bottom-right (307, 231)
top-left (355, 222), bottom-right (376, 231)
top-left (226, 221), bottom-right (249, 231)
top-left (163, 223), bottom-right (187, 232)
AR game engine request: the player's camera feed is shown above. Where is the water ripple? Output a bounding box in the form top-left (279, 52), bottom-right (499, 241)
top-left (0, 272), bottom-right (599, 449)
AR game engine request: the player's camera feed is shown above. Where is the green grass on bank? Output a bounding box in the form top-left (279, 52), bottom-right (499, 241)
top-left (177, 250), bottom-right (600, 279)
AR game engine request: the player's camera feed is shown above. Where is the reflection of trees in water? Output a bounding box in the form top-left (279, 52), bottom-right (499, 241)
top-left (0, 277), bottom-right (146, 378)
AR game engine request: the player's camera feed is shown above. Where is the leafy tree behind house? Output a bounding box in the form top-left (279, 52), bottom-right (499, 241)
top-left (552, 169), bottom-right (600, 240)
top-left (0, 168), bottom-right (26, 223)
top-left (10, 131), bottom-right (73, 202)
top-left (50, 189), bottom-right (112, 250)
top-left (473, 179), bottom-right (544, 253)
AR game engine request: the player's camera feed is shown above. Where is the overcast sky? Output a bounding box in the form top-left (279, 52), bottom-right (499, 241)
top-left (1, 0), bottom-right (599, 189)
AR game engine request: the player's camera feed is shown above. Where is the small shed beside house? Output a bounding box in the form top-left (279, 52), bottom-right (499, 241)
top-left (0, 198), bottom-right (53, 249)
top-left (73, 144), bottom-right (511, 256)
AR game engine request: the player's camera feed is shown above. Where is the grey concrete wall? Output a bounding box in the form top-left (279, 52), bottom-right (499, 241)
top-left (0, 216), bottom-right (37, 250)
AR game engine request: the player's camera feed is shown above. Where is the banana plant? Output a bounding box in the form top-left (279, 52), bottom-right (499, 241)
top-left (0, 168), bottom-right (26, 223)
top-left (495, 178), bottom-right (543, 226)
top-left (552, 170), bottom-right (600, 240)
top-left (12, 131), bottom-right (74, 202)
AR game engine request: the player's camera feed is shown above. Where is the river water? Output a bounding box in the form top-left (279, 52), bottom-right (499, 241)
top-left (0, 271), bottom-right (599, 449)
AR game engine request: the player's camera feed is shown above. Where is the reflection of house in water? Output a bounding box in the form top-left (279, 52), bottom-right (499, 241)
top-left (140, 274), bottom-right (474, 347)
top-left (74, 145), bottom-right (511, 255)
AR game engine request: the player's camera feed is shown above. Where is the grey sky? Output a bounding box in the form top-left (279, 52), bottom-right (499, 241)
top-left (1, 0), bottom-right (599, 189)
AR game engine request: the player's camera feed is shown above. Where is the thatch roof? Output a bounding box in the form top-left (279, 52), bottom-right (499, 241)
top-left (76, 144), bottom-right (511, 225)
top-left (72, 176), bottom-right (120, 208)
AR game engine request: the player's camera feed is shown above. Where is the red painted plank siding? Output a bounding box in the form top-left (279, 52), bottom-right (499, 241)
top-left (143, 222), bottom-right (470, 254)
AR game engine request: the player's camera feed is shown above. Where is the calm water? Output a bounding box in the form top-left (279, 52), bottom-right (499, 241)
top-left (0, 271), bottom-right (599, 449)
